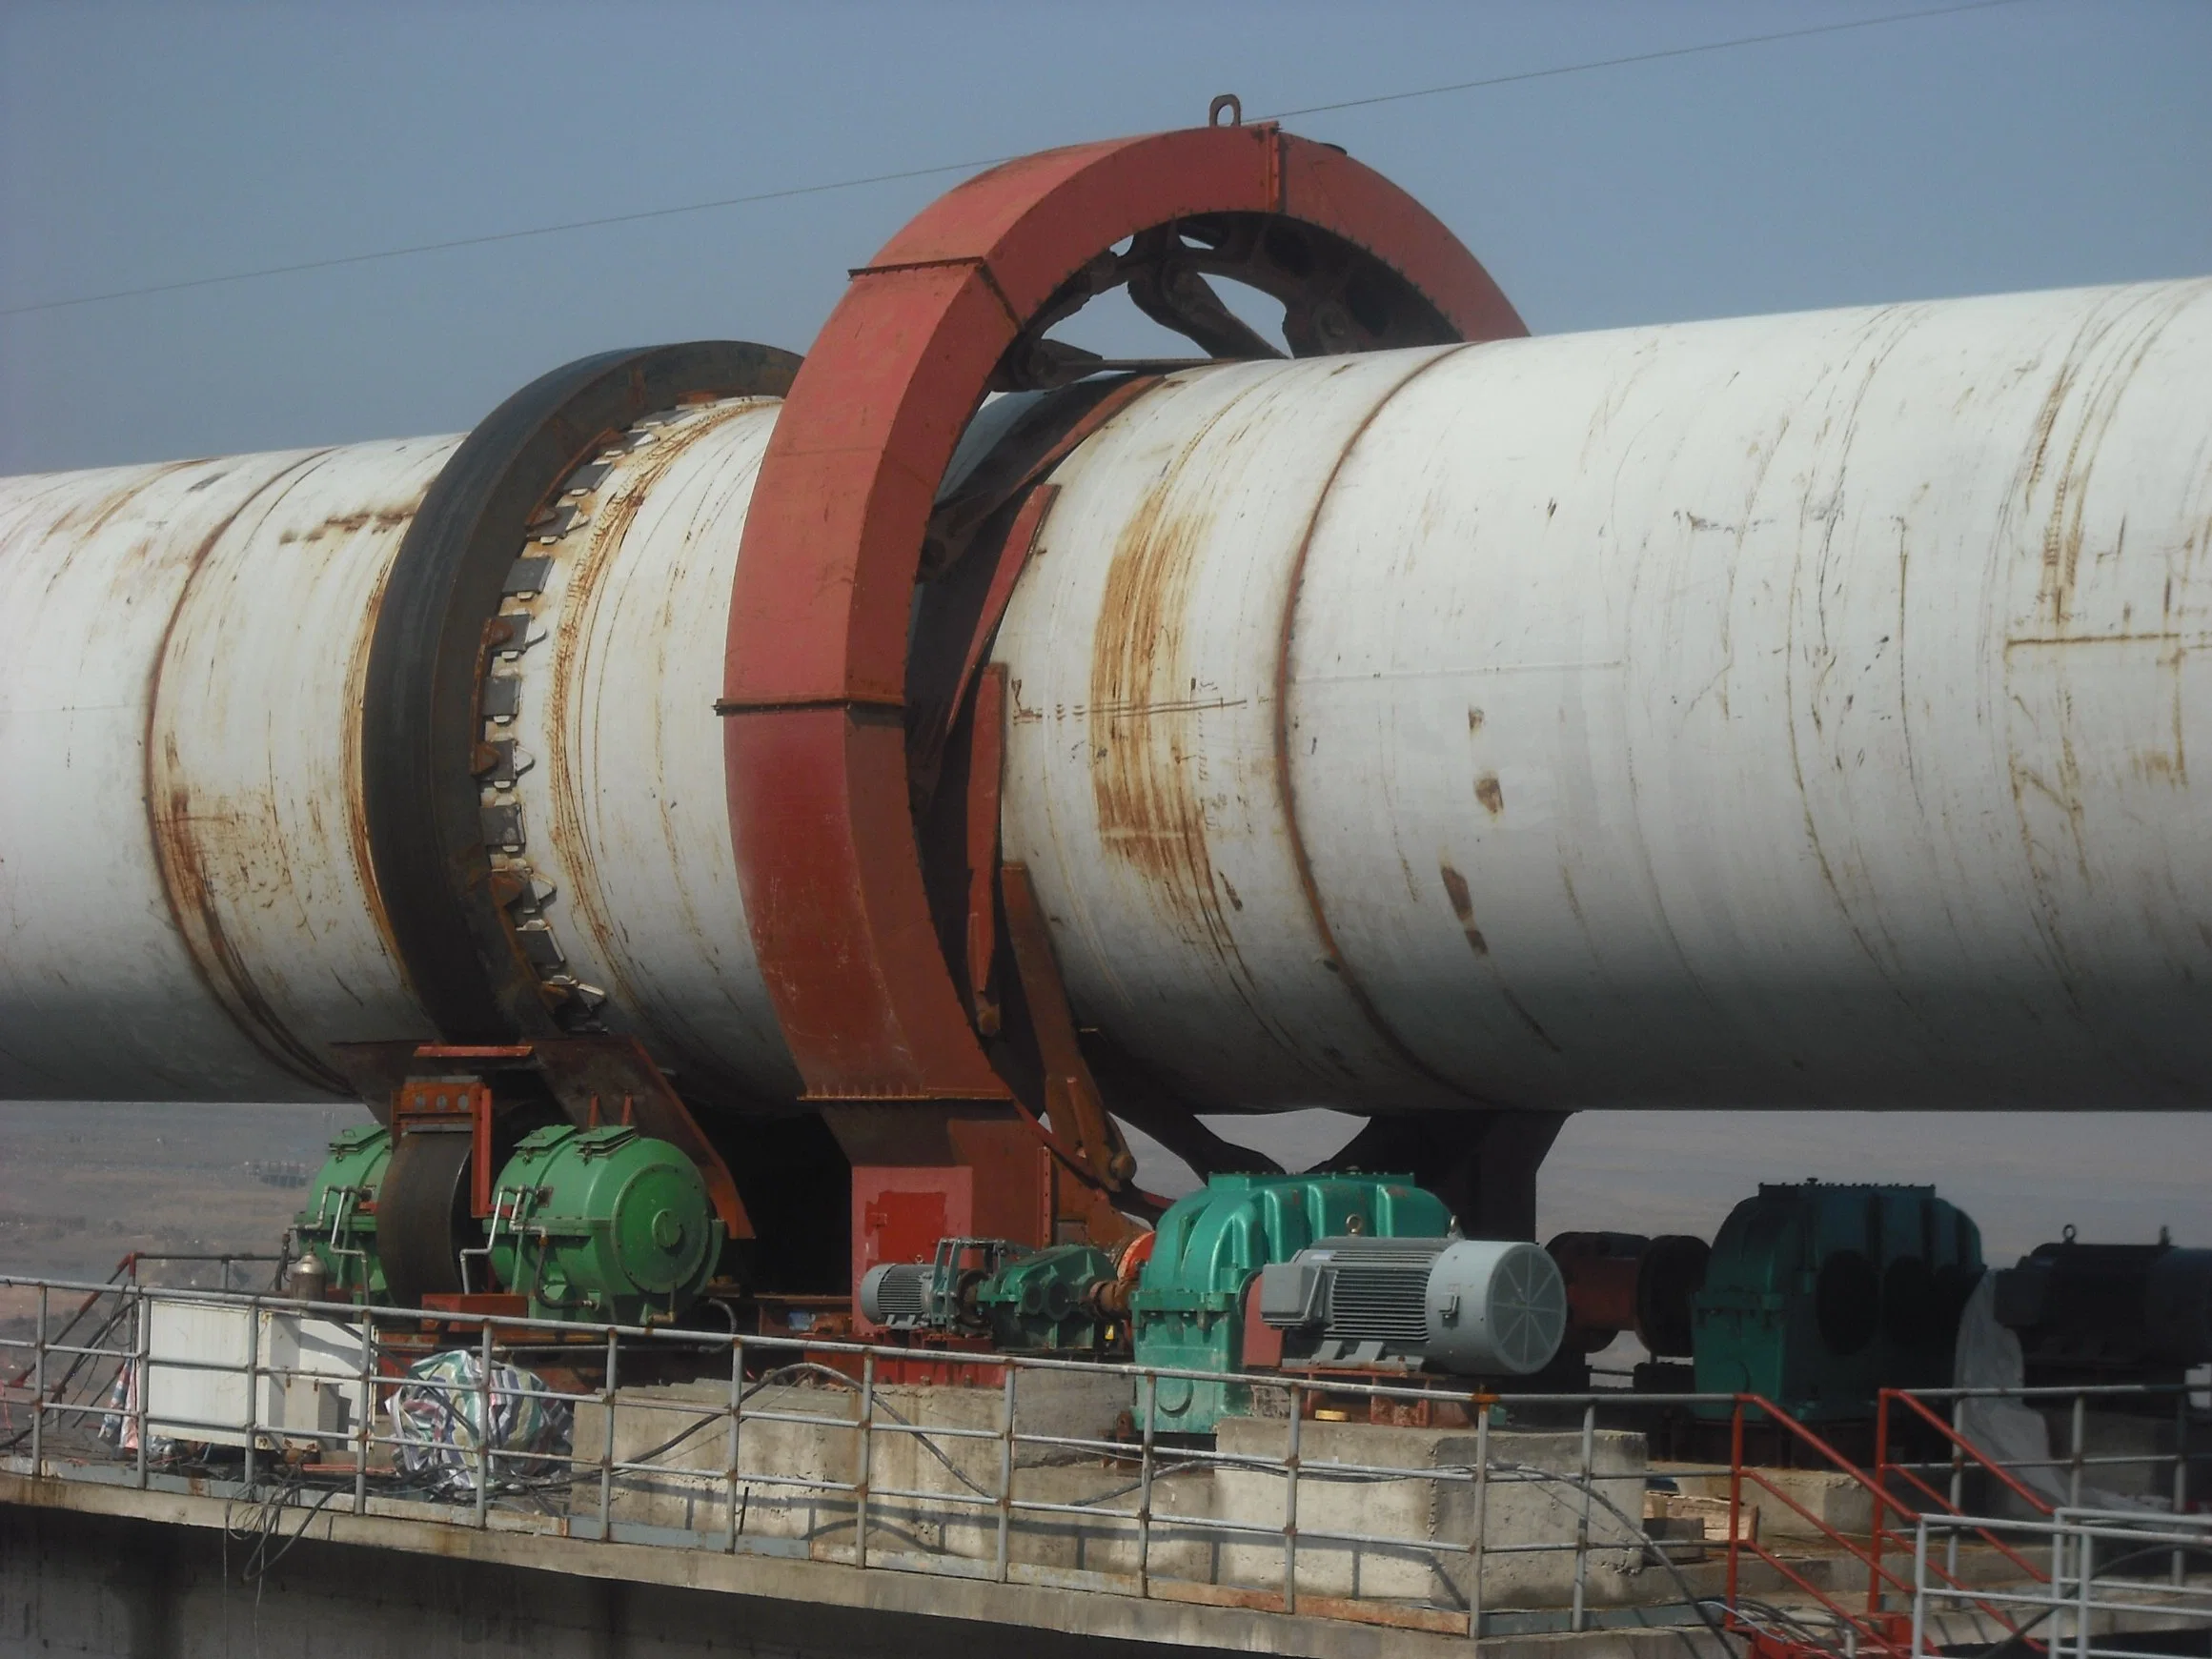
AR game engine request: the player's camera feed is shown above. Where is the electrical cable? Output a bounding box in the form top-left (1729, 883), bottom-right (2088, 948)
top-left (1714, 1595), bottom-right (1857, 1658)
top-left (607, 1361), bottom-right (1013, 1505)
top-left (0, 1293), bottom-right (137, 1451)
top-left (222, 1471), bottom-right (338, 1586)
top-left (1, 0), bottom-right (2039, 320)
top-left (1477, 1457), bottom-right (1735, 1654)
top-left (616, 1361), bottom-right (854, 1471)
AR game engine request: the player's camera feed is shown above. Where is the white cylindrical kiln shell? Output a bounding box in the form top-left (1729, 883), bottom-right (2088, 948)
top-left (0, 278), bottom-right (2205, 1115)
top-left (996, 279), bottom-right (2212, 1113)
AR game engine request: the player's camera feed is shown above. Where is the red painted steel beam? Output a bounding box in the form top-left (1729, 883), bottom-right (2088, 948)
top-left (721, 121), bottom-right (1525, 1102)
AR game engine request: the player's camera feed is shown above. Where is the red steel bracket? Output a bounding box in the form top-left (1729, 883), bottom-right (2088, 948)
top-left (721, 121), bottom-right (1524, 1103)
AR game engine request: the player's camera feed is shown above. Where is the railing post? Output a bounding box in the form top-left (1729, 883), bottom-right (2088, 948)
top-left (2049, 1513), bottom-right (2071, 1658)
top-left (2073, 1524), bottom-right (2093, 1659)
top-left (1726, 1401), bottom-right (1745, 1632)
top-left (598, 1326), bottom-right (619, 1538)
top-left (1282, 1382), bottom-right (1303, 1617)
top-left (1136, 1371), bottom-right (1157, 1599)
top-left (996, 1362), bottom-right (1016, 1582)
top-left (853, 1349), bottom-right (876, 1569)
top-left (1872, 1390), bottom-right (1892, 1619)
top-left (1910, 1514), bottom-right (1929, 1659)
top-left (1571, 1397), bottom-right (1594, 1633)
top-left (2173, 1389), bottom-right (2189, 1588)
top-left (132, 1287), bottom-right (151, 1489)
top-left (241, 1295), bottom-right (260, 1493)
top-left (474, 1320), bottom-right (494, 1527)
top-left (353, 1311), bottom-right (374, 1515)
top-left (1468, 1396), bottom-right (1490, 1642)
top-left (2068, 1391), bottom-right (2086, 1511)
top-left (1946, 1394), bottom-right (1966, 1582)
top-left (725, 1334), bottom-right (744, 1552)
top-left (28, 1283), bottom-right (44, 1477)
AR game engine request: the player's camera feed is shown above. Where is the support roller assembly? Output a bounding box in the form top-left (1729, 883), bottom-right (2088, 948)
top-left (1, 119), bottom-right (2206, 1335)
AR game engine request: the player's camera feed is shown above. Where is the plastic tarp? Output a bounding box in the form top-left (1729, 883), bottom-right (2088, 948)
top-left (389, 1347), bottom-right (572, 1495)
top-left (1953, 1274), bottom-right (2163, 1514)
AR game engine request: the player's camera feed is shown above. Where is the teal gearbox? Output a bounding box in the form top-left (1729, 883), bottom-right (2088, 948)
top-left (1692, 1181), bottom-right (1981, 1422)
top-left (1130, 1173), bottom-right (1453, 1432)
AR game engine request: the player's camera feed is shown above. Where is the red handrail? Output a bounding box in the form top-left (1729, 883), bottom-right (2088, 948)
top-left (1729, 1400), bottom-right (1917, 1656)
top-left (1739, 1466), bottom-right (1918, 1599)
top-left (1876, 1458), bottom-right (2052, 1587)
top-left (1728, 1393), bottom-right (2056, 1659)
top-left (1870, 1389), bottom-right (2056, 1630)
top-left (1885, 1388), bottom-right (2058, 1514)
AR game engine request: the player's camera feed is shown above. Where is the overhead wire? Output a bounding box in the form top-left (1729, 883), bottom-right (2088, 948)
top-left (0, 155), bottom-right (1016, 319)
top-left (3, 0), bottom-right (2038, 320)
top-left (1257, 0), bottom-right (2034, 121)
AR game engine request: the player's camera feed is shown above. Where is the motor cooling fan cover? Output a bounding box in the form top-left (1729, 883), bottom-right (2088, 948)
top-left (1425, 1240), bottom-right (1570, 1376)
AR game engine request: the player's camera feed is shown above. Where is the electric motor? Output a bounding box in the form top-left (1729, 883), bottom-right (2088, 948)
top-left (860, 1261), bottom-right (944, 1328)
top-left (486, 1123), bottom-right (721, 1325)
top-left (1257, 1236), bottom-right (1568, 1377)
top-left (859, 1240), bottom-right (1119, 1352)
top-left (1129, 1173), bottom-right (1457, 1431)
top-left (1995, 1235), bottom-right (2212, 1375)
top-left (295, 1123), bottom-right (395, 1303)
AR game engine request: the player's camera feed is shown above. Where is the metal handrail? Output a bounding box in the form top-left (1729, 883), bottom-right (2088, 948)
top-left (1909, 1509), bottom-right (2212, 1659)
top-left (1872, 1384), bottom-right (2070, 1643)
top-left (1726, 1399), bottom-right (1921, 1654)
top-left (0, 1271), bottom-right (2199, 1648)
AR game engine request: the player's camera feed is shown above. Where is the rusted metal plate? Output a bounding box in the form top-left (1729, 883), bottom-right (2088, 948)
top-left (150, 437), bottom-right (457, 1093)
top-left (963, 664), bottom-right (1008, 1029)
top-left (998, 278), bottom-right (2212, 1113)
top-left (994, 353), bottom-right (1484, 1112)
top-left (0, 445), bottom-right (442, 1101)
top-left (1000, 861), bottom-right (1132, 1187)
top-left (720, 122), bottom-right (1521, 1105)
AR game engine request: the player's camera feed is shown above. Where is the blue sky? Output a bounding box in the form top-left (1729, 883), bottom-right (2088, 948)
top-left (3, 0), bottom-right (2207, 472)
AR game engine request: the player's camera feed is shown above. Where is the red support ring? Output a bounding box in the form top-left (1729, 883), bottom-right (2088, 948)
top-left (721, 122), bottom-right (1525, 1102)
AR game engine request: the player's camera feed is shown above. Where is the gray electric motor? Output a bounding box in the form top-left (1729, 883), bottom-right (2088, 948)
top-left (860, 1261), bottom-right (943, 1328)
top-left (1257, 1237), bottom-right (1568, 1376)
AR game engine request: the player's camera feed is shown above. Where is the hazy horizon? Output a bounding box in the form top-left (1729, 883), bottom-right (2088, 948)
top-left (3, 1101), bottom-right (2203, 1292)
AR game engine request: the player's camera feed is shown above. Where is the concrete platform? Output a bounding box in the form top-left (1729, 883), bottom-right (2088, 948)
top-left (566, 1382), bottom-right (1669, 1615)
top-left (1, 1468), bottom-right (1730, 1659)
